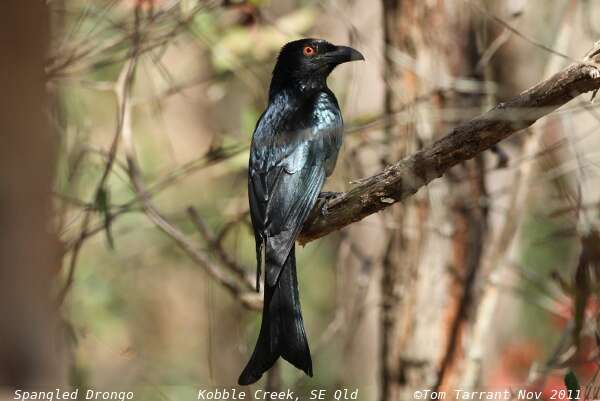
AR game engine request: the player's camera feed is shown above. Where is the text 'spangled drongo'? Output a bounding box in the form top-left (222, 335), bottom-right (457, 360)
top-left (238, 38), bottom-right (364, 385)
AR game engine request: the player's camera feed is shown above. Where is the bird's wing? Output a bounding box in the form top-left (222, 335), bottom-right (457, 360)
top-left (249, 92), bottom-right (343, 287)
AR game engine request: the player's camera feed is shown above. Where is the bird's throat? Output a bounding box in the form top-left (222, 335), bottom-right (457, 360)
top-left (269, 74), bottom-right (327, 102)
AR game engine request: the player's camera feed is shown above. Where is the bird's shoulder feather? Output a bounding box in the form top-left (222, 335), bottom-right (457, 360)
top-left (250, 90), bottom-right (342, 172)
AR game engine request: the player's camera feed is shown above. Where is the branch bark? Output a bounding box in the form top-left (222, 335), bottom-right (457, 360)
top-left (299, 45), bottom-right (600, 245)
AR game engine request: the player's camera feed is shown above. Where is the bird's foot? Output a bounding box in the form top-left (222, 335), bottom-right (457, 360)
top-left (317, 191), bottom-right (341, 216)
top-left (319, 191), bottom-right (341, 200)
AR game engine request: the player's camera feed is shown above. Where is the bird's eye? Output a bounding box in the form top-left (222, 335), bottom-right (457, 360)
top-left (303, 46), bottom-right (316, 57)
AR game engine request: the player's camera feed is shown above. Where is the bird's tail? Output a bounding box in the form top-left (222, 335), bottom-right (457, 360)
top-left (238, 247), bottom-right (312, 385)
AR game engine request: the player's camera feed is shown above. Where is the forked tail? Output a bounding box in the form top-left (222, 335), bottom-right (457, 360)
top-left (238, 248), bottom-right (312, 385)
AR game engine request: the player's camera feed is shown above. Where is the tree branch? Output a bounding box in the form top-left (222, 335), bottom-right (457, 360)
top-left (298, 43), bottom-right (600, 245)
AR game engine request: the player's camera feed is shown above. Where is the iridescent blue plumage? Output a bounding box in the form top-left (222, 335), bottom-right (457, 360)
top-left (239, 38), bottom-right (363, 386)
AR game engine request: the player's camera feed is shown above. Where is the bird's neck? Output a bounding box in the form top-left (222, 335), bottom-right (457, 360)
top-left (269, 74), bottom-right (328, 102)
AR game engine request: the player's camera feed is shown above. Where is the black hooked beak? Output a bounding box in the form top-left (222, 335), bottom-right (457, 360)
top-left (326, 45), bottom-right (365, 65)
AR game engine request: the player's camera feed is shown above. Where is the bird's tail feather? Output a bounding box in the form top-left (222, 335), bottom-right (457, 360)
top-left (238, 248), bottom-right (312, 385)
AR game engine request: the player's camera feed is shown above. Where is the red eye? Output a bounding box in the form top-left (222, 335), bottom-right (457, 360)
top-left (303, 46), bottom-right (316, 57)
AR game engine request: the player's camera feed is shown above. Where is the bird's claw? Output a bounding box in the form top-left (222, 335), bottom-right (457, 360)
top-left (319, 191), bottom-right (341, 200)
top-left (317, 191), bottom-right (341, 216)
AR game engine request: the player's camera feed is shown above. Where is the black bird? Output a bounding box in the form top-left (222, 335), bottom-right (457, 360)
top-left (239, 38), bottom-right (364, 385)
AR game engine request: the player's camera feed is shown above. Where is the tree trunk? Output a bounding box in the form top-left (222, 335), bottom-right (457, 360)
top-left (0, 0), bottom-right (65, 391)
top-left (380, 1), bottom-right (488, 399)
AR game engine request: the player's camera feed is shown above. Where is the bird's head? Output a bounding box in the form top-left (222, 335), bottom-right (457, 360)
top-left (270, 38), bottom-right (364, 97)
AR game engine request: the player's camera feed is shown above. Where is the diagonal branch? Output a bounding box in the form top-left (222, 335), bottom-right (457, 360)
top-left (298, 43), bottom-right (600, 245)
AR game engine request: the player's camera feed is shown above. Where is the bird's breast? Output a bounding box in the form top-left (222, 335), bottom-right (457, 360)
top-left (312, 92), bottom-right (342, 133)
top-left (313, 105), bottom-right (339, 130)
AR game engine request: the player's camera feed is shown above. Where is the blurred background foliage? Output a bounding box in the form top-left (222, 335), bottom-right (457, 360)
top-left (49, 1), bottom-right (600, 400)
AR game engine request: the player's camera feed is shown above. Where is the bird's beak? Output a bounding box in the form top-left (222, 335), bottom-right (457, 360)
top-left (326, 45), bottom-right (365, 65)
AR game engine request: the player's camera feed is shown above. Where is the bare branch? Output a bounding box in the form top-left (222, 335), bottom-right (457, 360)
top-left (299, 44), bottom-right (600, 245)
top-left (58, 40), bottom-right (139, 305)
top-left (113, 6), bottom-right (260, 311)
top-left (187, 206), bottom-right (254, 290)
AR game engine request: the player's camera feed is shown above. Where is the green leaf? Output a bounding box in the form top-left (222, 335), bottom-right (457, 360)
top-left (564, 370), bottom-right (580, 393)
top-left (95, 187), bottom-right (114, 249)
top-left (573, 245), bottom-right (590, 346)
